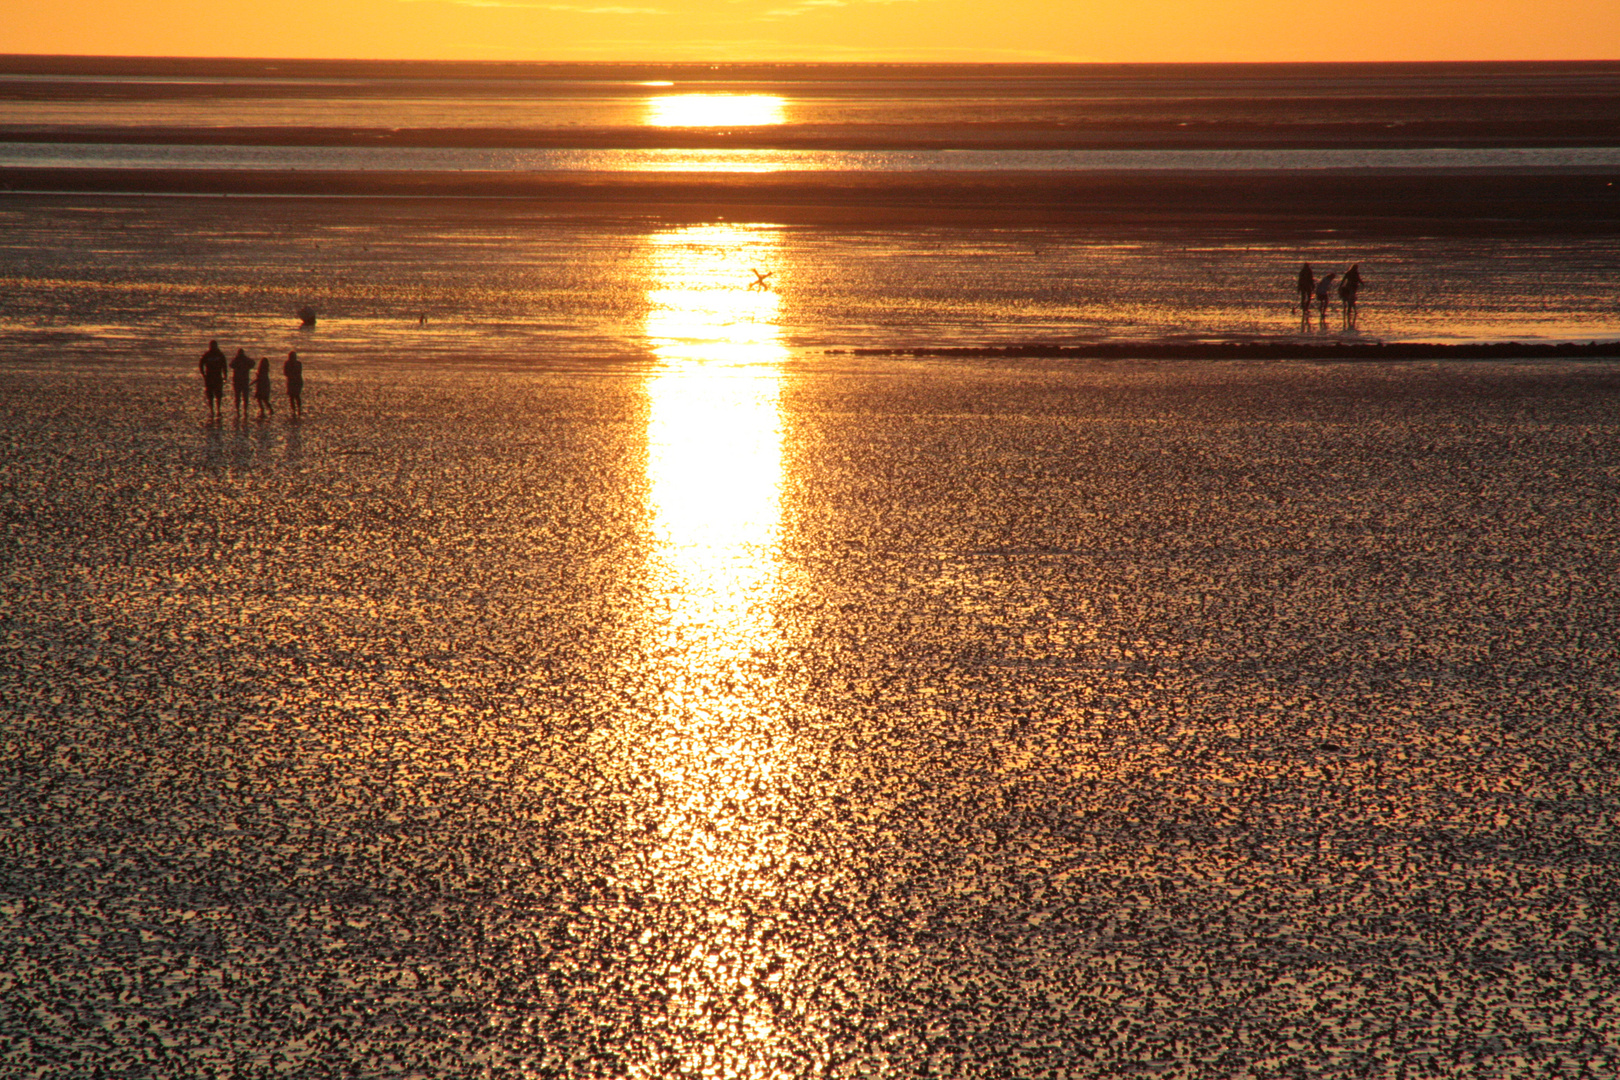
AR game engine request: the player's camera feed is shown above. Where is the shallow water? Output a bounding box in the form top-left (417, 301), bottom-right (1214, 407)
top-left (6, 59), bottom-right (1619, 140)
top-left (3, 197), bottom-right (1619, 368)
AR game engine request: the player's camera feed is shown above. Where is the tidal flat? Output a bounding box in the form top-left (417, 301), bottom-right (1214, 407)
top-left (2, 357), bottom-right (1618, 1078)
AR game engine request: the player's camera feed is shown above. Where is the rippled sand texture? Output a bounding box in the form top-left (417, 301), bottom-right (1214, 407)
top-left (3, 358), bottom-right (1619, 1078)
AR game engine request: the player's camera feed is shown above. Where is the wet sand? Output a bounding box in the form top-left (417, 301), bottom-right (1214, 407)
top-left (11, 116), bottom-right (1620, 151)
top-left (3, 357), bottom-right (1618, 1077)
top-left (852, 341), bottom-right (1620, 359)
top-left (6, 167), bottom-right (1620, 231)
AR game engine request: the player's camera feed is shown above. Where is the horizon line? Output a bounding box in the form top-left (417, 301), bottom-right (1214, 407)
top-left (6, 54), bottom-right (1620, 68)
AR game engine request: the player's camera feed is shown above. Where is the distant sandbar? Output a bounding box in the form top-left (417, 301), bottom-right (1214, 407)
top-left (4, 167), bottom-right (1619, 232)
top-left (840, 340), bottom-right (1620, 361)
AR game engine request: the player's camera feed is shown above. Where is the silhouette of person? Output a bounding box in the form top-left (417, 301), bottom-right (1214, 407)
top-left (229, 348), bottom-right (254, 421)
top-left (1297, 263), bottom-right (1315, 324)
top-left (253, 356), bottom-right (275, 420)
top-left (283, 351), bottom-right (304, 419)
top-left (198, 340), bottom-right (227, 421)
top-left (1338, 264), bottom-right (1363, 328)
top-left (1314, 272), bottom-right (1338, 329)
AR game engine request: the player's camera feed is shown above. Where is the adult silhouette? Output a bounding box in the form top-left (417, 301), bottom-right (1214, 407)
top-left (1314, 273), bottom-right (1338, 329)
top-left (1297, 263), bottom-right (1315, 326)
top-left (283, 351), bottom-right (304, 419)
top-left (253, 356), bottom-right (275, 420)
top-left (198, 340), bottom-right (227, 421)
top-left (229, 348), bottom-right (254, 421)
top-left (1338, 264), bottom-right (1363, 329)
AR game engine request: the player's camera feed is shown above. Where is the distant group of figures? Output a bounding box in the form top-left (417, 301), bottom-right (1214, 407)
top-left (198, 341), bottom-right (303, 422)
top-left (1298, 263), bottom-right (1362, 330)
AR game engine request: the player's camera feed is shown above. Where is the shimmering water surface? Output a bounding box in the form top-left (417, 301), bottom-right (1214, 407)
top-left (6, 58), bottom-right (1620, 139)
top-left (3, 199), bottom-right (1620, 361)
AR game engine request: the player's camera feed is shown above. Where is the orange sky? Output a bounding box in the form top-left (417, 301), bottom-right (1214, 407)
top-left (6, 0), bottom-right (1619, 62)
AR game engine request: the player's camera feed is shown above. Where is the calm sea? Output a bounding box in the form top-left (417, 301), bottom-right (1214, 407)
top-left (3, 58), bottom-right (1619, 363)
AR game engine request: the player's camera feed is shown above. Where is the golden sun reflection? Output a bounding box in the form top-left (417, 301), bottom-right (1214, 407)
top-left (646, 94), bottom-right (787, 128)
top-left (641, 223), bottom-right (788, 877)
top-left (612, 225), bottom-right (827, 1078)
top-left (646, 370), bottom-right (782, 636)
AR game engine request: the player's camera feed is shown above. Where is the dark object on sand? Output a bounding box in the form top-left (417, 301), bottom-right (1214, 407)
top-left (198, 340), bottom-right (226, 420)
top-left (1314, 273), bottom-right (1338, 328)
top-left (230, 348), bottom-right (254, 420)
top-left (253, 356), bottom-right (274, 420)
top-left (298, 306), bottom-right (317, 327)
top-left (283, 351), bottom-right (303, 419)
top-left (1338, 264), bottom-right (1363, 329)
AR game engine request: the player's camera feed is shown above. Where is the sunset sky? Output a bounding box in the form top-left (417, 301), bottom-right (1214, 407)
top-left (6, 0), bottom-right (1619, 62)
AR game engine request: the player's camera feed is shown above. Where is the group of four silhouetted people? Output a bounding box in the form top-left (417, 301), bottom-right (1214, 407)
top-left (198, 341), bottom-right (303, 422)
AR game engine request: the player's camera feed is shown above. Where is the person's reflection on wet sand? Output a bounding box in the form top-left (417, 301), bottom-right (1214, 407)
top-left (283, 416), bottom-right (302, 462)
top-left (202, 420), bottom-right (224, 469)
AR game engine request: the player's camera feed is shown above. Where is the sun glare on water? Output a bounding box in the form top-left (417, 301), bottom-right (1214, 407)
top-left (646, 94), bottom-right (787, 128)
top-left (641, 221), bottom-right (787, 746)
top-left (604, 225), bottom-right (829, 1077)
